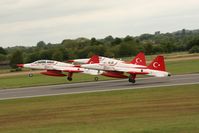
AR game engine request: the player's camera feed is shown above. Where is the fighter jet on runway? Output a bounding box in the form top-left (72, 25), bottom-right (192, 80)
top-left (17, 52), bottom-right (170, 83)
top-left (17, 56), bottom-right (103, 81)
top-left (69, 52), bottom-right (147, 79)
top-left (81, 54), bottom-right (171, 83)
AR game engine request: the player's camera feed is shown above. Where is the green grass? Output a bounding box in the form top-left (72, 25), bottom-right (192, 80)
top-left (0, 68), bottom-right (10, 74)
top-left (0, 84), bottom-right (199, 133)
top-left (0, 73), bottom-right (113, 89)
top-left (0, 58), bottom-right (198, 89)
top-left (166, 59), bottom-right (199, 74)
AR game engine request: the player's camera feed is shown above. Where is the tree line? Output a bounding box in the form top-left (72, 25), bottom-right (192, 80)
top-left (1, 29), bottom-right (199, 69)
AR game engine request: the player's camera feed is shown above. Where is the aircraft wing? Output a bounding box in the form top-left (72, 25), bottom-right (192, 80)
top-left (113, 66), bottom-right (135, 72)
top-left (114, 66), bottom-right (149, 75)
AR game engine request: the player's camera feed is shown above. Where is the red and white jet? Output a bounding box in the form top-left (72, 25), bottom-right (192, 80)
top-left (115, 55), bottom-right (171, 83)
top-left (78, 52), bottom-right (146, 80)
top-left (17, 56), bottom-right (103, 81)
top-left (68, 56), bottom-right (124, 65)
top-left (81, 52), bottom-right (146, 71)
top-left (66, 52), bottom-right (147, 80)
top-left (81, 53), bottom-right (171, 83)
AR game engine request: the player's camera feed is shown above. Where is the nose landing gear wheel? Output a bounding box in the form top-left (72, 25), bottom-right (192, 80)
top-left (28, 73), bottom-right (33, 77)
top-left (94, 77), bottom-right (99, 81)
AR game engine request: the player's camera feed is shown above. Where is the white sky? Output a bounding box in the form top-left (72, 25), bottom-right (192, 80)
top-left (0, 0), bottom-right (199, 47)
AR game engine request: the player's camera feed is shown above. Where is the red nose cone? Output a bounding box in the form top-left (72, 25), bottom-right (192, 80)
top-left (17, 64), bottom-right (24, 67)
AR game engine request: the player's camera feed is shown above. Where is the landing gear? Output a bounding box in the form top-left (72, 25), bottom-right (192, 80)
top-left (67, 77), bottom-right (73, 81)
top-left (128, 74), bottom-right (136, 84)
top-left (94, 77), bottom-right (99, 81)
top-left (28, 70), bottom-right (33, 77)
top-left (128, 78), bottom-right (135, 83)
top-left (67, 72), bottom-right (73, 81)
top-left (28, 73), bottom-right (33, 77)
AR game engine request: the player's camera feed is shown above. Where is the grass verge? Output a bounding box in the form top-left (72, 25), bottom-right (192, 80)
top-left (0, 73), bottom-right (113, 89)
top-left (0, 84), bottom-right (199, 133)
top-left (166, 58), bottom-right (199, 74)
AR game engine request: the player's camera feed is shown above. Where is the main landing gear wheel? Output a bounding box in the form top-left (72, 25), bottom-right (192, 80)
top-left (67, 72), bottom-right (73, 81)
top-left (128, 74), bottom-right (136, 84)
top-left (94, 77), bottom-right (99, 81)
top-left (67, 77), bottom-right (73, 81)
top-left (131, 79), bottom-right (136, 83)
top-left (28, 73), bottom-right (33, 77)
top-left (128, 78), bottom-right (136, 83)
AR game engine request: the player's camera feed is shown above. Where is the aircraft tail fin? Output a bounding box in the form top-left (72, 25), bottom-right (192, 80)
top-left (130, 52), bottom-right (146, 66)
top-left (87, 55), bottom-right (99, 64)
top-left (148, 55), bottom-right (166, 71)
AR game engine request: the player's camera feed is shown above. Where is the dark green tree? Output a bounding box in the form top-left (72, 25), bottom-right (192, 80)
top-left (87, 51), bottom-right (95, 57)
top-left (104, 50), bottom-right (114, 57)
top-left (39, 50), bottom-right (52, 60)
top-left (144, 43), bottom-right (153, 55)
top-left (152, 45), bottom-right (163, 54)
top-left (25, 52), bottom-right (40, 63)
top-left (52, 50), bottom-right (64, 61)
top-left (112, 37), bottom-right (122, 45)
top-left (118, 43), bottom-right (132, 57)
top-left (186, 37), bottom-right (199, 50)
top-left (37, 41), bottom-right (46, 48)
top-left (162, 43), bottom-right (175, 53)
top-left (0, 47), bottom-right (7, 55)
top-left (91, 37), bottom-right (100, 46)
top-left (0, 54), bottom-right (7, 61)
top-left (10, 50), bottom-right (23, 69)
top-left (189, 45), bottom-right (199, 53)
top-left (124, 35), bottom-right (134, 42)
top-left (104, 35), bottom-right (114, 44)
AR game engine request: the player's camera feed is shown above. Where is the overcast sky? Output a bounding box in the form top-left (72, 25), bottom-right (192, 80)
top-left (0, 0), bottom-right (199, 47)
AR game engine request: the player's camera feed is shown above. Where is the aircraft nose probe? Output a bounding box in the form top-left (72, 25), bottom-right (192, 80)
top-left (17, 64), bottom-right (24, 67)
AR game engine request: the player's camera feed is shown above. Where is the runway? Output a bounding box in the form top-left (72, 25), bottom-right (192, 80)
top-left (0, 73), bottom-right (199, 100)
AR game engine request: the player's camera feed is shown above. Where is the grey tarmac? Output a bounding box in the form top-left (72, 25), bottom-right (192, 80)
top-left (0, 73), bottom-right (199, 100)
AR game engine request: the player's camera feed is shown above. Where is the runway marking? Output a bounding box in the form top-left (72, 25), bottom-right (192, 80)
top-left (0, 82), bottom-right (198, 101)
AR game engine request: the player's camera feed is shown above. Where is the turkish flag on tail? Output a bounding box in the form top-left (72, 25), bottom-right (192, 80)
top-left (130, 52), bottom-right (146, 66)
top-left (148, 56), bottom-right (166, 71)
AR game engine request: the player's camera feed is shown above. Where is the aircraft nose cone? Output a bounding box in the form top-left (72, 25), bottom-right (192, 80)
top-left (67, 60), bottom-right (74, 63)
top-left (17, 64), bottom-right (24, 67)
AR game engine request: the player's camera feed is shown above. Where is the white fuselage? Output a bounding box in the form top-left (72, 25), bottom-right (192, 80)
top-left (81, 58), bottom-right (169, 78)
top-left (72, 56), bottom-right (123, 64)
top-left (82, 60), bottom-right (146, 71)
top-left (24, 60), bottom-right (73, 70)
top-left (23, 60), bottom-right (103, 76)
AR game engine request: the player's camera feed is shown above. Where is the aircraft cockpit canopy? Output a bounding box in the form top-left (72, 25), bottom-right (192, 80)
top-left (46, 60), bottom-right (55, 64)
top-left (34, 60), bottom-right (55, 64)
